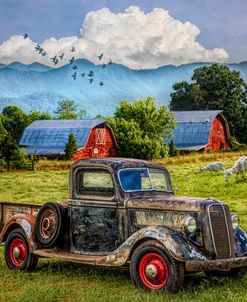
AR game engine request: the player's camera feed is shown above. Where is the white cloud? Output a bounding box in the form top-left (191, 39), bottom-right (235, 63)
top-left (0, 6), bottom-right (229, 69)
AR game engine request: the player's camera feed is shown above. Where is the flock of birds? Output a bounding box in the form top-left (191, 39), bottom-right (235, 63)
top-left (23, 33), bottom-right (113, 86)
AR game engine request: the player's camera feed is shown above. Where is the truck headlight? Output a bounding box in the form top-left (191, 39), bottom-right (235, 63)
top-left (182, 216), bottom-right (197, 235)
top-left (231, 214), bottom-right (240, 229)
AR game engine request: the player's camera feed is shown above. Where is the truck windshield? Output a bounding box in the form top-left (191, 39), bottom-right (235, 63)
top-left (118, 168), bottom-right (170, 192)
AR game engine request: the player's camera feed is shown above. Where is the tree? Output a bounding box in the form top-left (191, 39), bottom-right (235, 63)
top-left (108, 97), bottom-right (175, 160)
top-left (28, 111), bottom-right (53, 124)
top-left (168, 139), bottom-right (179, 157)
top-left (0, 119), bottom-right (28, 169)
top-left (2, 106), bottom-right (28, 143)
top-left (170, 64), bottom-right (247, 143)
top-left (64, 133), bottom-right (78, 160)
top-left (54, 100), bottom-right (78, 119)
top-left (170, 82), bottom-right (204, 110)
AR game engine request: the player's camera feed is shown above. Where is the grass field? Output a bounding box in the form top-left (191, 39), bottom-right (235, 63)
top-left (0, 153), bottom-right (246, 302)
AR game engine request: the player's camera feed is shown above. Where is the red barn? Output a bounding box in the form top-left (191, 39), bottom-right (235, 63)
top-left (73, 120), bottom-right (119, 160)
top-left (171, 111), bottom-right (230, 151)
top-left (19, 119), bottom-right (119, 159)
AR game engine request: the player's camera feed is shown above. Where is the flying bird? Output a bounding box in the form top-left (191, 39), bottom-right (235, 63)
top-left (41, 51), bottom-right (47, 56)
top-left (51, 55), bottom-right (59, 65)
top-left (99, 81), bottom-right (104, 86)
top-left (69, 56), bottom-right (75, 64)
top-left (71, 46), bottom-right (76, 52)
top-left (35, 44), bottom-right (41, 51)
top-left (88, 70), bottom-right (94, 77)
top-left (59, 53), bottom-right (64, 60)
top-left (72, 72), bottom-right (77, 80)
top-left (80, 73), bottom-right (86, 77)
top-left (72, 65), bottom-right (78, 70)
top-left (108, 59), bottom-right (113, 65)
top-left (89, 78), bottom-right (94, 84)
top-left (38, 48), bottom-right (44, 54)
top-left (97, 53), bottom-right (104, 61)
top-left (23, 33), bottom-right (28, 39)
top-left (102, 63), bottom-right (106, 69)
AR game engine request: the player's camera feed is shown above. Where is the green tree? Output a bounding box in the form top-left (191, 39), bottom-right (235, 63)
top-left (168, 139), bottom-right (179, 157)
top-left (170, 64), bottom-right (247, 143)
top-left (28, 111), bottom-right (53, 124)
top-left (170, 82), bottom-right (204, 110)
top-left (109, 97), bottom-right (175, 160)
top-left (0, 119), bottom-right (28, 169)
top-left (54, 100), bottom-right (78, 119)
top-left (1, 106), bottom-right (28, 143)
top-left (64, 133), bottom-right (78, 160)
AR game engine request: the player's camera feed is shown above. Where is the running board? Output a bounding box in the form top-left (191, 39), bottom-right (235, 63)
top-left (33, 249), bottom-right (109, 266)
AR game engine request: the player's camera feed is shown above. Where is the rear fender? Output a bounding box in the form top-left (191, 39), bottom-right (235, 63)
top-left (106, 226), bottom-right (206, 266)
top-left (0, 213), bottom-right (36, 251)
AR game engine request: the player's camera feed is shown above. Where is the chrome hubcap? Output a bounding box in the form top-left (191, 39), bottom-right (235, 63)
top-left (13, 247), bottom-right (20, 258)
top-left (145, 264), bottom-right (158, 279)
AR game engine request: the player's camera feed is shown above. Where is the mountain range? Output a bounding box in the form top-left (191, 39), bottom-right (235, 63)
top-left (0, 60), bottom-right (246, 117)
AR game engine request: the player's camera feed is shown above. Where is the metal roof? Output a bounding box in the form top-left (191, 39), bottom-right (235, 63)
top-left (24, 119), bottom-right (106, 129)
top-left (173, 110), bottom-right (222, 123)
top-left (19, 119), bottom-right (106, 156)
top-left (169, 111), bottom-right (224, 151)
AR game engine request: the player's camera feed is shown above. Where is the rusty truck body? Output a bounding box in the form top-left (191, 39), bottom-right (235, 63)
top-left (0, 158), bottom-right (247, 292)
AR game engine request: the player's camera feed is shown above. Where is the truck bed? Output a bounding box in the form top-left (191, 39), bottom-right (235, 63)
top-left (0, 201), bottom-right (41, 232)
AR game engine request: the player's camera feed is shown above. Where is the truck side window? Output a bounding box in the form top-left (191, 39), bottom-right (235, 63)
top-left (77, 169), bottom-right (114, 197)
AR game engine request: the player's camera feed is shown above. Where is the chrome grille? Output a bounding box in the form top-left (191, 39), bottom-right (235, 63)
top-left (208, 204), bottom-right (234, 259)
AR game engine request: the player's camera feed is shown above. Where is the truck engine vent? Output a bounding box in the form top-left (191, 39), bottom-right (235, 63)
top-left (208, 204), bottom-right (234, 259)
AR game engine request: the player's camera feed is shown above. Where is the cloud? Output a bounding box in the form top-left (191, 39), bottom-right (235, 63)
top-left (0, 6), bottom-right (229, 69)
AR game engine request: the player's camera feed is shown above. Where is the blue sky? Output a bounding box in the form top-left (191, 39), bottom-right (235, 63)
top-left (0, 0), bottom-right (246, 67)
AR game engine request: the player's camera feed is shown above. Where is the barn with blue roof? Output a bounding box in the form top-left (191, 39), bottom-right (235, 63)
top-left (171, 110), bottom-right (230, 151)
top-left (19, 119), bottom-right (119, 159)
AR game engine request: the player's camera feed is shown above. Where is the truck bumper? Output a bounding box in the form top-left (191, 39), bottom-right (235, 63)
top-left (185, 255), bottom-right (247, 272)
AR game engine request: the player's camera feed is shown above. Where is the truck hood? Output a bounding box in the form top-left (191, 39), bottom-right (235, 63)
top-left (126, 193), bottom-right (212, 212)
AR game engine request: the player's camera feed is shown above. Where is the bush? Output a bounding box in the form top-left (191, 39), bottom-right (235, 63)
top-left (168, 140), bottom-right (179, 157)
top-left (109, 97), bottom-right (175, 160)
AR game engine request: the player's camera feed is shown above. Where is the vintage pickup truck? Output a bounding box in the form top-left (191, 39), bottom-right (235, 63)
top-left (0, 158), bottom-right (247, 292)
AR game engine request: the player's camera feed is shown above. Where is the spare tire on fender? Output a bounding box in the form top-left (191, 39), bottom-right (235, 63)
top-left (35, 202), bottom-right (66, 248)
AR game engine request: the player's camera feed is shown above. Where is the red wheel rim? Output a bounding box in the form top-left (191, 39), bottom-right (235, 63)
top-left (9, 238), bottom-right (27, 267)
top-left (139, 252), bottom-right (169, 289)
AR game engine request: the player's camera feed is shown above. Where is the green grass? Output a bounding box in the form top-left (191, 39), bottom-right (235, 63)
top-left (0, 156), bottom-right (246, 302)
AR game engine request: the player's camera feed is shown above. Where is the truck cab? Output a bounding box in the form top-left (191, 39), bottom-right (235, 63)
top-left (0, 158), bottom-right (247, 292)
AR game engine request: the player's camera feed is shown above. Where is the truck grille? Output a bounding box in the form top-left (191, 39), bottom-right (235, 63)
top-left (208, 204), bottom-right (234, 259)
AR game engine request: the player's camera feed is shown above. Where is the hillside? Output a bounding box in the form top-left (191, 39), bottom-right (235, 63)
top-left (0, 60), bottom-right (246, 117)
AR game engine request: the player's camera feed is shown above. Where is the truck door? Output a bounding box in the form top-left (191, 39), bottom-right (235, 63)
top-left (69, 168), bottom-right (119, 253)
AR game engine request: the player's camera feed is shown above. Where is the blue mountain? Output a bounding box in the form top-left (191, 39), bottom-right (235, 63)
top-left (0, 60), bottom-right (246, 117)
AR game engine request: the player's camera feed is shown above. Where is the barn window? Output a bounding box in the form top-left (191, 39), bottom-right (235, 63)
top-left (96, 128), bottom-right (106, 145)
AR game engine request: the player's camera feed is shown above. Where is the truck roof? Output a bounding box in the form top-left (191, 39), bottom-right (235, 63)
top-left (72, 157), bottom-right (166, 171)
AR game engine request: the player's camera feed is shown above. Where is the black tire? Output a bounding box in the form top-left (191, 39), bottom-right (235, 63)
top-left (35, 202), bottom-right (66, 248)
top-left (205, 267), bottom-right (247, 278)
top-left (5, 229), bottom-right (38, 271)
top-left (130, 240), bottom-right (184, 292)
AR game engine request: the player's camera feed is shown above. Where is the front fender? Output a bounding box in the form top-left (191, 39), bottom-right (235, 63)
top-left (0, 213), bottom-right (36, 250)
top-left (234, 226), bottom-right (247, 256)
top-left (106, 226), bottom-right (206, 266)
